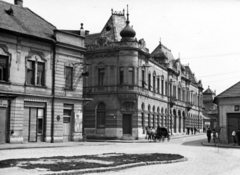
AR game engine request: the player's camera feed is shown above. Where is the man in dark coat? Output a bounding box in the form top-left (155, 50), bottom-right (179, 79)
top-left (236, 129), bottom-right (240, 146)
top-left (207, 128), bottom-right (212, 143)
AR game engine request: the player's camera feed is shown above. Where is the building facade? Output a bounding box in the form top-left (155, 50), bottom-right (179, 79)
top-left (0, 0), bottom-right (90, 144)
top-left (202, 86), bottom-right (218, 132)
top-left (214, 81), bottom-right (240, 144)
top-left (83, 9), bottom-right (204, 140)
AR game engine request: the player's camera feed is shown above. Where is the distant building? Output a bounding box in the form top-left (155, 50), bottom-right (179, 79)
top-left (0, 0), bottom-right (91, 144)
top-left (83, 8), bottom-right (204, 140)
top-left (214, 81), bottom-right (240, 144)
top-left (202, 86), bottom-right (218, 131)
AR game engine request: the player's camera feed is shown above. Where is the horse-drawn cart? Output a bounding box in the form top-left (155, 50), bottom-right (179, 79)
top-left (146, 126), bottom-right (170, 142)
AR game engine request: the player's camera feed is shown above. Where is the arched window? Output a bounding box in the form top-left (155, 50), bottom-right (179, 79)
top-left (97, 102), bottom-right (106, 128)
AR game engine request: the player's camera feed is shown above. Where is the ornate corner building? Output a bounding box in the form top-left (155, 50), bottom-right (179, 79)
top-left (83, 8), bottom-right (204, 140)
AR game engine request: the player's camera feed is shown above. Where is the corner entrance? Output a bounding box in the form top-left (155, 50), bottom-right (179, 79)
top-left (122, 114), bottom-right (132, 134)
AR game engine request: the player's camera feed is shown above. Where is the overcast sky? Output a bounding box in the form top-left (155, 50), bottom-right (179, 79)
top-left (4, 0), bottom-right (240, 95)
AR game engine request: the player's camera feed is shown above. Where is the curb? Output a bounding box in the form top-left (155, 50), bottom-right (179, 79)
top-left (45, 157), bottom-right (187, 175)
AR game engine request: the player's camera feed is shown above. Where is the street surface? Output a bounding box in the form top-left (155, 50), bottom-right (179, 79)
top-left (0, 134), bottom-right (240, 175)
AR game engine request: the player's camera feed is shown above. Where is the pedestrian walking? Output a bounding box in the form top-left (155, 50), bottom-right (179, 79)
top-left (236, 129), bottom-right (240, 146)
top-left (232, 130), bottom-right (236, 146)
top-left (207, 128), bottom-right (212, 143)
top-left (194, 127), bottom-right (197, 135)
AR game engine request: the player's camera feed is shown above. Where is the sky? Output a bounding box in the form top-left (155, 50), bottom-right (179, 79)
top-left (3, 0), bottom-right (240, 95)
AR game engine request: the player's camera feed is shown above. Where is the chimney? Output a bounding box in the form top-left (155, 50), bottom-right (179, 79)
top-left (14, 0), bottom-right (23, 7)
top-left (80, 23), bottom-right (85, 37)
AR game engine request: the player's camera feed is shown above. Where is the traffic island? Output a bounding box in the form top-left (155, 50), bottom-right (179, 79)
top-left (0, 153), bottom-right (187, 175)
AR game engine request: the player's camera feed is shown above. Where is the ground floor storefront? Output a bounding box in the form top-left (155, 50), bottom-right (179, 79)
top-left (0, 96), bottom-right (85, 144)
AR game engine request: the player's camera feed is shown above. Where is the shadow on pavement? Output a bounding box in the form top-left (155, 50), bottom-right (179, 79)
top-left (181, 138), bottom-right (206, 147)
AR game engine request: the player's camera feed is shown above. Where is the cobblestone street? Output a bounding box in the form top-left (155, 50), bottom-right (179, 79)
top-left (0, 134), bottom-right (240, 175)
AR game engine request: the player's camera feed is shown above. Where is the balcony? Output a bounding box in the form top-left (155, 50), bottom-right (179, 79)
top-left (186, 102), bottom-right (193, 111)
top-left (170, 97), bottom-right (177, 107)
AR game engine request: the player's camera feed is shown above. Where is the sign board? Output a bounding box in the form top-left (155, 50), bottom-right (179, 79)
top-left (235, 105), bottom-right (240, 111)
top-left (74, 112), bottom-right (82, 133)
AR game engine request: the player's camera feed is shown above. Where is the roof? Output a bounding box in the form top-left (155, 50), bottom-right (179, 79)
top-left (85, 14), bottom-right (126, 46)
top-left (203, 87), bottom-right (215, 95)
top-left (0, 0), bottom-right (56, 41)
top-left (185, 66), bottom-right (198, 85)
top-left (151, 43), bottom-right (174, 61)
top-left (216, 81), bottom-right (240, 99)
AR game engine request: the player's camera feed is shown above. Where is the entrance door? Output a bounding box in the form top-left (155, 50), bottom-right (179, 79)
top-left (228, 113), bottom-right (240, 143)
top-left (23, 107), bottom-right (45, 142)
top-left (122, 114), bottom-right (132, 134)
top-left (63, 108), bottom-right (72, 141)
top-left (0, 108), bottom-right (7, 144)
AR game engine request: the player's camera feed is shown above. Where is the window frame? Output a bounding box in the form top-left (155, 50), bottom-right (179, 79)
top-left (25, 54), bottom-right (46, 87)
top-left (0, 55), bottom-right (9, 82)
top-left (98, 68), bottom-right (105, 86)
top-left (65, 66), bottom-right (73, 90)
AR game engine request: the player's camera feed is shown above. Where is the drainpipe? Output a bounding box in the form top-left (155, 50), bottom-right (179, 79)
top-left (51, 43), bottom-right (56, 143)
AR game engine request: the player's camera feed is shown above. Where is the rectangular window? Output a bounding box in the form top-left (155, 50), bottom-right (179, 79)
top-left (98, 68), bottom-right (105, 86)
top-left (142, 69), bottom-right (145, 88)
top-left (148, 73), bottom-right (151, 90)
top-left (165, 82), bottom-right (168, 95)
top-left (128, 67), bottom-right (134, 85)
top-left (153, 75), bottom-right (156, 92)
top-left (161, 79), bottom-right (164, 95)
top-left (27, 60), bottom-right (35, 85)
top-left (178, 87), bottom-right (181, 100)
top-left (173, 85), bottom-right (176, 98)
top-left (37, 62), bottom-right (45, 86)
top-left (119, 67), bottom-right (124, 85)
top-left (0, 56), bottom-right (8, 82)
top-left (157, 78), bottom-right (160, 93)
top-left (65, 66), bottom-right (73, 89)
top-left (182, 90), bottom-right (185, 102)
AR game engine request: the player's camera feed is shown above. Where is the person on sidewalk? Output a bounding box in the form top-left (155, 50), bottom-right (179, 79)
top-left (236, 129), bottom-right (240, 146)
top-left (207, 128), bottom-right (212, 143)
top-left (232, 130), bottom-right (237, 146)
top-left (194, 127), bottom-right (197, 135)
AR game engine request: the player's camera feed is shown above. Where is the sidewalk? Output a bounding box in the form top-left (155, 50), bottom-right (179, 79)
top-left (202, 141), bottom-right (240, 149)
top-left (0, 133), bottom-right (212, 151)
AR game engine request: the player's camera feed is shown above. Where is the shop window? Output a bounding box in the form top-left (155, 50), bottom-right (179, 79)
top-left (0, 55), bottom-right (8, 82)
top-left (97, 102), bottom-right (106, 128)
top-left (65, 66), bottom-right (73, 89)
top-left (98, 68), bottom-right (105, 86)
